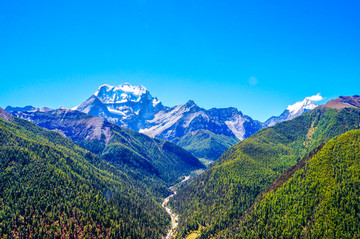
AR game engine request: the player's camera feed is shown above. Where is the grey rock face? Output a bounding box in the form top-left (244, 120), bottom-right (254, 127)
top-left (0, 107), bottom-right (14, 121)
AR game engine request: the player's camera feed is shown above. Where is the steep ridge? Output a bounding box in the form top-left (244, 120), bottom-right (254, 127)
top-left (0, 108), bottom-right (170, 238)
top-left (9, 109), bottom-right (205, 195)
top-left (0, 108), bottom-right (13, 121)
top-left (169, 96), bottom-right (360, 238)
top-left (220, 129), bottom-right (360, 238)
top-left (321, 95), bottom-right (360, 109)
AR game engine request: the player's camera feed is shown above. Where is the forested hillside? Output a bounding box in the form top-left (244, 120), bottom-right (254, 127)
top-left (170, 106), bottom-right (360, 238)
top-left (176, 129), bottom-right (239, 164)
top-left (0, 109), bottom-right (170, 238)
top-left (10, 109), bottom-right (205, 197)
top-left (220, 129), bottom-right (360, 238)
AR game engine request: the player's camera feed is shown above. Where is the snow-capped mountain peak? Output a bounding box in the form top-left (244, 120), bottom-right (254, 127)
top-left (265, 93), bottom-right (324, 127)
top-left (94, 83), bottom-right (150, 104)
top-left (73, 83), bottom-right (263, 143)
top-left (72, 83), bottom-right (165, 130)
top-left (286, 93), bottom-right (323, 116)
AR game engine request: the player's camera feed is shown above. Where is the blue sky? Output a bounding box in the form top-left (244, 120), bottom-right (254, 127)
top-left (0, 0), bottom-right (359, 121)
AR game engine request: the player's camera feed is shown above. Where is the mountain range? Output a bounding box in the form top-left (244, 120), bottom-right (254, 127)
top-left (2, 86), bottom-right (360, 238)
top-left (6, 83), bottom-right (325, 163)
top-left (67, 83), bottom-right (324, 162)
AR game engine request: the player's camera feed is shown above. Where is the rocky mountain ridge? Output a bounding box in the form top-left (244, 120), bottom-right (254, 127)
top-left (72, 83), bottom-right (263, 143)
top-left (6, 83), bottom-right (330, 162)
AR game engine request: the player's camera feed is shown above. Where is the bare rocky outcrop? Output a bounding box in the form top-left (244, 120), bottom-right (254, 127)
top-left (0, 107), bottom-right (14, 121)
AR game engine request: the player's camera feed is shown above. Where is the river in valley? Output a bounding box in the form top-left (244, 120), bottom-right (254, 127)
top-left (162, 176), bottom-right (190, 239)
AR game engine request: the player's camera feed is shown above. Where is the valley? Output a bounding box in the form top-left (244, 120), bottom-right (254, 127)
top-left (162, 175), bottom-right (191, 239)
top-left (2, 91), bottom-right (360, 238)
top-left (2, 1), bottom-right (359, 238)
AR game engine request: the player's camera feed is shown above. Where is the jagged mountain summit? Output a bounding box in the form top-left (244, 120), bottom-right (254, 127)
top-left (265, 93), bottom-right (324, 127)
top-left (72, 83), bottom-right (263, 141)
top-left (71, 83), bottom-right (264, 162)
top-left (72, 83), bottom-right (164, 131)
top-left (140, 100), bottom-right (263, 141)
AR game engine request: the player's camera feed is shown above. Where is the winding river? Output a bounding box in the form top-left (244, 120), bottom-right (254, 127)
top-left (162, 176), bottom-right (190, 239)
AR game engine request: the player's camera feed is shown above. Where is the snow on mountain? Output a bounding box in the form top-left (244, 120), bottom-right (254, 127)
top-left (72, 83), bottom-right (165, 130)
top-left (94, 83), bottom-right (149, 103)
top-left (140, 101), bottom-right (199, 139)
top-left (72, 83), bottom-right (264, 144)
top-left (5, 105), bottom-right (53, 113)
top-left (265, 93), bottom-right (323, 127)
top-left (286, 93), bottom-right (323, 117)
top-left (139, 101), bottom-right (263, 141)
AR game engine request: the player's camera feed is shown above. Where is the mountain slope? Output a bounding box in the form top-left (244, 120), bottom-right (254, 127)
top-left (221, 129), bottom-right (360, 238)
top-left (0, 108), bottom-right (169, 238)
top-left (321, 95), bottom-right (360, 109)
top-left (9, 109), bottom-right (205, 194)
top-left (170, 96), bottom-right (360, 238)
top-left (176, 129), bottom-right (239, 164)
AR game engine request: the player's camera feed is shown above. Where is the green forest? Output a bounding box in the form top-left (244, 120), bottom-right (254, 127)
top-left (0, 116), bottom-right (170, 238)
top-left (2, 105), bottom-right (360, 238)
top-left (222, 129), bottom-right (360, 238)
top-left (170, 107), bottom-right (360, 238)
top-left (12, 109), bottom-right (205, 199)
top-left (176, 129), bottom-right (239, 164)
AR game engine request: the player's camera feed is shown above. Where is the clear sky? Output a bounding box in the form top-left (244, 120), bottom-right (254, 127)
top-left (0, 0), bottom-right (359, 121)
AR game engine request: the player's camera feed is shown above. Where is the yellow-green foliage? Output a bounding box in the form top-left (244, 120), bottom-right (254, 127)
top-left (225, 129), bottom-right (360, 238)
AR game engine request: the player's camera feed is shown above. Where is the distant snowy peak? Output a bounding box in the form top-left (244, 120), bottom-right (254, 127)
top-left (94, 83), bottom-right (159, 105)
top-left (286, 93), bottom-right (323, 117)
top-left (265, 93), bottom-right (323, 127)
top-left (141, 101), bottom-right (263, 141)
top-left (5, 105), bottom-right (53, 113)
